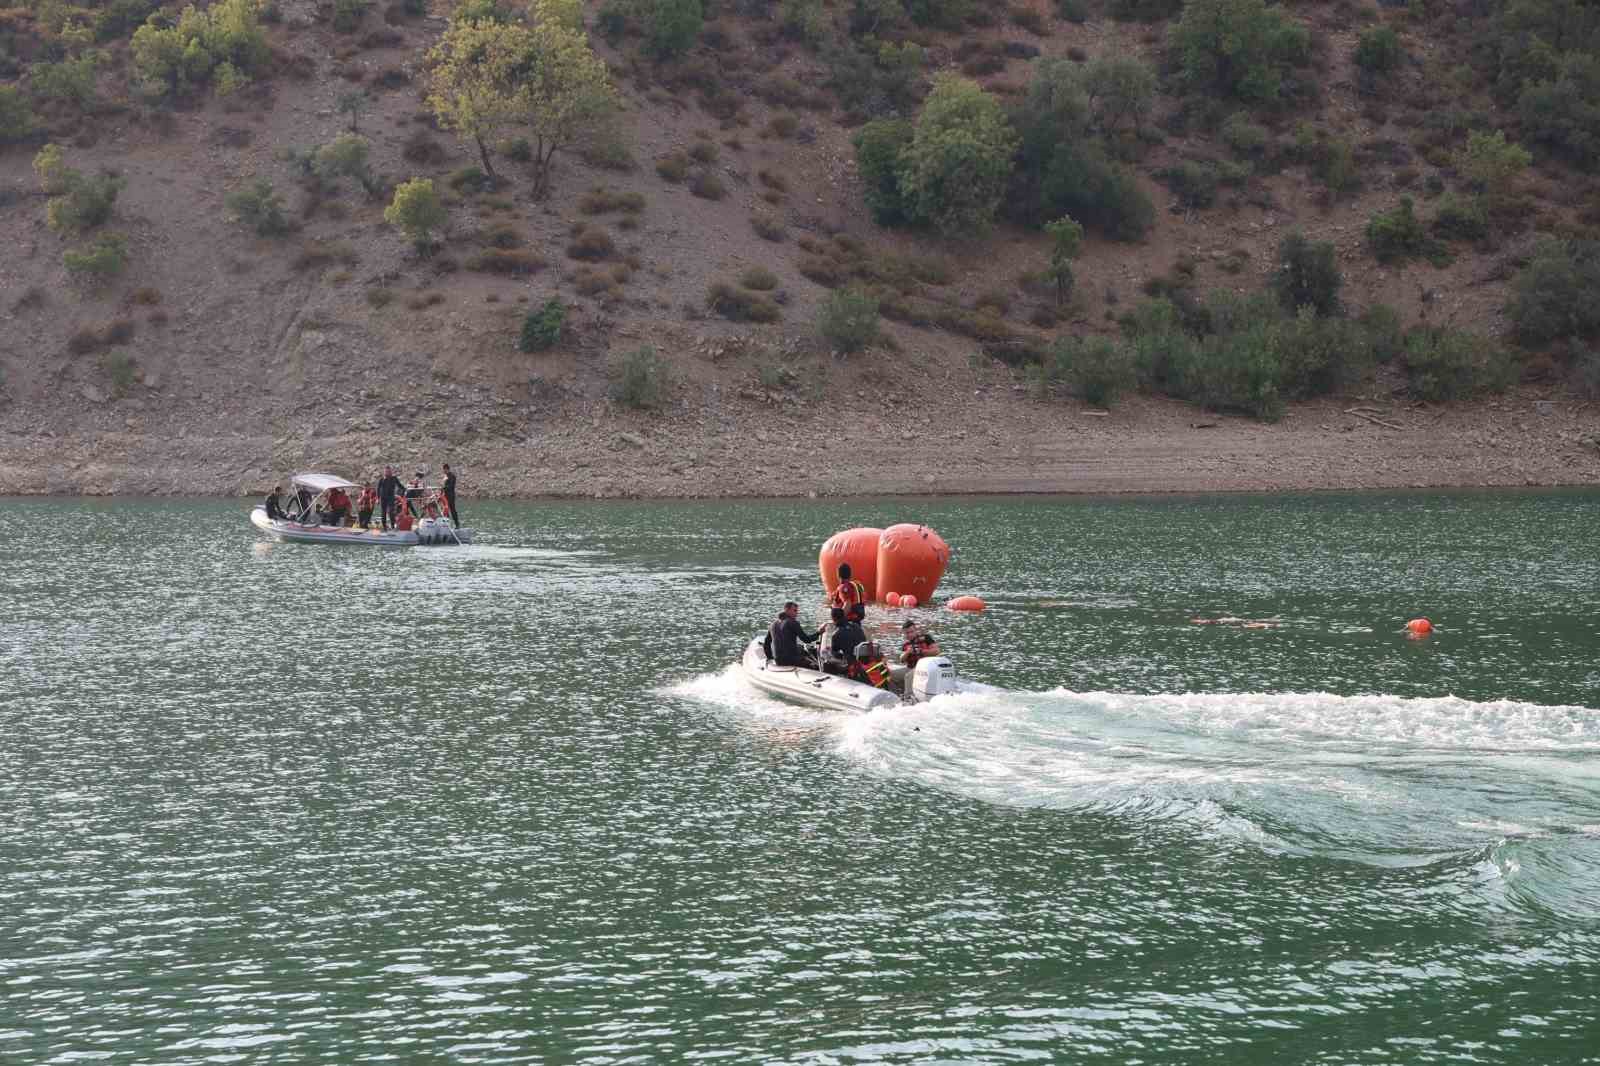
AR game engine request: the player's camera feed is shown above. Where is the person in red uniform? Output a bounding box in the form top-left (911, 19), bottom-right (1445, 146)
top-left (830, 563), bottom-right (868, 621)
top-left (324, 487), bottom-right (352, 526)
top-left (849, 641), bottom-right (892, 689)
top-left (900, 619), bottom-right (941, 668)
top-left (356, 481), bottom-right (378, 528)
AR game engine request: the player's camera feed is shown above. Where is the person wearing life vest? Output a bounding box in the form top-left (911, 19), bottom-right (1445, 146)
top-left (900, 619), bottom-right (941, 668)
top-left (356, 481), bottom-right (378, 529)
top-left (850, 641), bottom-right (892, 689)
top-left (830, 563), bottom-right (868, 621)
top-left (394, 501), bottom-right (415, 532)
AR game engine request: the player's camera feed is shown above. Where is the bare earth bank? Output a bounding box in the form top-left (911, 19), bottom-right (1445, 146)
top-left (4, 385), bottom-right (1597, 500)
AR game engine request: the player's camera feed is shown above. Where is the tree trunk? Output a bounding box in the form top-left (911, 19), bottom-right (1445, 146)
top-left (475, 135), bottom-right (496, 179)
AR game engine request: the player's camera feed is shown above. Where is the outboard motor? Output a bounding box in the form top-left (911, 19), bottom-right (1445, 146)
top-left (909, 656), bottom-right (957, 703)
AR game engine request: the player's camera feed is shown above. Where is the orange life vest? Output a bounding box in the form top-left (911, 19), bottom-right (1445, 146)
top-left (831, 579), bottom-right (866, 614)
top-left (861, 658), bottom-right (891, 688)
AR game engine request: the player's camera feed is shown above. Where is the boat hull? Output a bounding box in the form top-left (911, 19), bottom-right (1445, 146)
top-left (740, 638), bottom-right (902, 713)
top-left (250, 507), bottom-right (474, 546)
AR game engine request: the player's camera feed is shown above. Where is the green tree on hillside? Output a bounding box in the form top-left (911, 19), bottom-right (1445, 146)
top-left (897, 74), bottom-right (1017, 236)
top-left (385, 178), bottom-right (447, 252)
top-left (1170, 0), bottom-right (1309, 104)
top-left (426, 18), bottom-right (536, 178)
top-left (522, 17), bottom-right (620, 198)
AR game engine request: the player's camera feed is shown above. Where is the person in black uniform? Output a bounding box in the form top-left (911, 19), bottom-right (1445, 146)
top-left (376, 466), bottom-right (403, 530)
top-left (764, 601), bottom-right (823, 668)
top-left (264, 485), bottom-right (285, 520)
top-left (442, 462), bottom-right (461, 527)
top-left (829, 607), bottom-right (866, 666)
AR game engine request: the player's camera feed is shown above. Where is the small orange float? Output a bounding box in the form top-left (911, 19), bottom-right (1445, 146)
top-left (819, 527), bottom-right (882, 602)
top-left (947, 595), bottom-right (986, 613)
top-left (1406, 617), bottom-right (1433, 638)
top-left (900, 594), bottom-right (918, 609)
top-left (883, 591), bottom-right (902, 607)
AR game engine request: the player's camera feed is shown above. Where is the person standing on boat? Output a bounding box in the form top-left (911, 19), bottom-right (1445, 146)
top-left (377, 467), bottom-right (403, 530)
top-left (442, 463), bottom-right (461, 528)
top-left (264, 485), bottom-right (285, 521)
top-left (829, 563), bottom-right (867, 620)
top-left (356, 480), bottom-right (378, 529)
top-left (765, 602), bottom-right (823, 668)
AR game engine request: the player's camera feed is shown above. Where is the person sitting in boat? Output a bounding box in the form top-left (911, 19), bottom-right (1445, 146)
top-left (829, 563), bottom-right (868, 620)
top-left (323, 486), bottom-right (352, 527)
top-left (829, 607), bottom-right (866, 666)
top-left (356, 481), bottom-right (378, 529)
top-left (264, 485), bottom-right (285, 521)
top-left (764, 601), bottom-right (823, 669)
top-left (900, 619), bottom-right (941, 668)
top-left (850, 641), bottom-right (892, 689)
top-left (394, 500), bottom-right (415, 532)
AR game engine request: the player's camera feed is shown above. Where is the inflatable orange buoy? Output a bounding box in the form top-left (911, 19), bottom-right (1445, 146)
top-left (884, 591), bottom-right (901, 607)
top-left (1407, 618), bottom-right (1433, 638)
top-left (876, 523), bottom-right (949, 607)
top-left (948, 595), bottom-right (986, 613)
top-left (819, 526), bottom-right (883, 603)
top-left (900, 594), bottom-right (918, 609)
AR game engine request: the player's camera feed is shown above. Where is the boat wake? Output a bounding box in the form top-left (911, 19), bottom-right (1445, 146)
top-left (671, 671), bottom-right (1600, 914)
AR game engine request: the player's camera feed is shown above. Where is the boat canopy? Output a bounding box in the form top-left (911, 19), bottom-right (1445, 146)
top-left (289, 472), bottom-right (360, 493)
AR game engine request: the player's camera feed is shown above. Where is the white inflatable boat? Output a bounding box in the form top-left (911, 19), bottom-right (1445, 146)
top-left (739, 637), bottom-right (960, 713)
top-left (250, 472), bottom-right (474, 547)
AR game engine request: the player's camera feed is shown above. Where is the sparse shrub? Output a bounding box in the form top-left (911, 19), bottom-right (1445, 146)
top-left (42, 164), bottom-right (125, 234)
top-left (496, 136), bottom-right (532, 163)
top-left (448, 165), bottom-right (492, 193)
top-left (366, 287), bottom-right (395, 307)
top-left (468, 249), bottom-right (547, 274)
top-left (690, 171), bottom-right (726, 200)
top-left (1, 86), bottom-right (36, 144)
top-left (293, 240), bottom-right (359, 272)
top-left (1221, 112), bottom-right (1270, 157)
top-left (1353, 25), bottom-right (1403, 76)
top-left (1037, 335), bottom-right (1136, 407)
top-left (130, 287), bottom-right (161, 306)
top-left (567, 225), bottom-right (615, 260)
top-left (1403, 327), bottom-right (1514, 401)
top-left (763, 113), bottom-right (799, 140)
top-left (1160, 160), bottom-right (1218, 208)
top-left (63, 234), bottom-right (130, 282)
top-left (1507, 239), bottom-right (1600, 346)
top-left (225, 178), bottom-right (290, 236)
top-left (707, 282), bottom-right (781, 322)
top-left (1429, 192), bottom-right (1487, 242)
top-left (1359, 303), bottom-right (1406, 364)
top-left (102, 351), bottom-right (138, 395)
top-left (610, 345), bottom-right (668, 410)
top-left (402, 130), bottom-right (447, 165)
top-left (1271, 232), bottom-right (1341, 316)
top-left (817, 286), bottom-right (881, 353)
top-left (688, 140), bottom-right (719, 163)
top-left (30, 55), bottom-right (98, 108)
top-left (1366, 197), bottom-right (1436, 264)
top-left (1044, 214), bottom-right (1084, 305)
top-left (520, 297), bottom-right (567, 351)
top-left (1028, 140), bottom-right (1154, 241)
top-left (1109, 0), bottom-right (1182, 19)
top-left (751, 214), bottom-right (786, 242)
top-left (384, 178), bottom-right (447, 252)
top-left (1452, 129), bottom-right (1531, 206)
top-left (579, 187), bottom-right (645, 214)
top-left (656, 151), bottom-right (690, 182)
top-left (1574, 344), bottom-right (1600, 399)
top-left (482, 223), bottom-right (524, 248)
top-left (130, 0), bottom-right (269, 97)
top-left (1517, 54), bottom-right (1600, 170)
top-left (741, 266), bottom-right (779, 291)
top-left (333, 0), bottom-right (372, 32)
top-left (648, 0), bottom-right (703, 57)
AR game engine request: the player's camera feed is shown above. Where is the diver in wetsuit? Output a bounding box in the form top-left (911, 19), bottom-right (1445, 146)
top-left (764, 601), bottom-right (824, 668)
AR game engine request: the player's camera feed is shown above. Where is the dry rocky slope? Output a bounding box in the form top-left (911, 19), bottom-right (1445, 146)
top-left (1, 0), bottom-right (1597, 499)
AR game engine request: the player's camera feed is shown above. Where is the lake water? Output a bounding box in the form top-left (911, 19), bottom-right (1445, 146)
top-left (3, 492), bottom-right (1599, 1064)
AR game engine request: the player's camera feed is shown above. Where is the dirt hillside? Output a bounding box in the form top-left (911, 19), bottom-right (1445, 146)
top-left (1, 0), bottom-right (1597, 498)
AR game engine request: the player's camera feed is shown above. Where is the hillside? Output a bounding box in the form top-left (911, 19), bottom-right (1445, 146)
top-left (2, 0), bottom-right (1598, 498)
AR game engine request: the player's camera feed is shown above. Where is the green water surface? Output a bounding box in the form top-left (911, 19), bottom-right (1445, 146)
top-left (2, 492), bottom-right (1598, 1064)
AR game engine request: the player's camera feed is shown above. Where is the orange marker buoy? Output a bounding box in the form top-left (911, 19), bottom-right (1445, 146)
top-left (884, 591), bottom-right (901, 607)
top-left (948, 595), bottom-right (986, 612)
top-left (876, 523), bottom-right (949, 606)
top-left (1407, 617), bottom-right (1433, 638)
top-left (900, 594), bottom-right (918, 609)
top-left (819, 527), bottom-right (882, 602)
